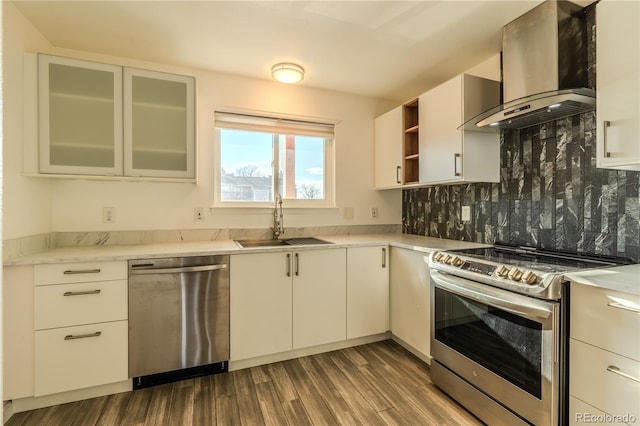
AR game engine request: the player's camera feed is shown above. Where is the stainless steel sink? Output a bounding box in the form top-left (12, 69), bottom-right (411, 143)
top-left (235, 237), bottom-right (333, 248)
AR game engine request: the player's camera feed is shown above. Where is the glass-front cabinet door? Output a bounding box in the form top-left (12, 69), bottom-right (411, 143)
top-left (123, 68), bottom-right (195, 179)
top-left (38, 55), bottom-right (123, 175)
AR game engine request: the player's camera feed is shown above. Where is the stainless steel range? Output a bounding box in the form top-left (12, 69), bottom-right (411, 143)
top-left (428, 244), bottom-right (632, 426)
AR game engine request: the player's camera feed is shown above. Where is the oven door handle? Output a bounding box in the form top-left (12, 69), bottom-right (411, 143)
top-left (431, 270), bottom-right (553, 320)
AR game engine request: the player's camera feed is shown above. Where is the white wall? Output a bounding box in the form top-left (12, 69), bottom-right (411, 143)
top-left (3, 4), bottom-right (402, 236)
top-left (2, 2), bottom-right (52, 240)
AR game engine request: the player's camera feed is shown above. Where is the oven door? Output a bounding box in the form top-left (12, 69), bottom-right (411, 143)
top-left (430, 269), bottom-right (560, 426)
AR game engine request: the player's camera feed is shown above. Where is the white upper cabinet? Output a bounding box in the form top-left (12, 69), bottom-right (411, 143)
top-left (39, 55), bottom-right (123, 176)
top-left (596, 0), bottom-right (640, 171)
top-left (419, 74), bottom-right (500, 185)
top-left (124, 68), bottom-right (195, 179)
top-left (374, 106), bottom-right (403, 189)
top-left (38, 54), bottom-right (196, 181)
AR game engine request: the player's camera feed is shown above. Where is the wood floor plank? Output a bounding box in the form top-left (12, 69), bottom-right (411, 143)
top-left (121, 387), bottom-right (153, 425)
top-left (249, 365), bottom-right (270, 384)
top-left (71, 396), bottom-right (108, 426)
top-left (214, 369), bottom-right (236, 398)
top-left (96, 392), bottom-right (132, 426)
top-left (191, 376), bottom-right (215, 426)
top-left (327, 349), bottom-right (392, 412)
top-left (232, 367), bottom-right (266, 426)
top-left (166, 383), bottom-right (194, 426)
top-left (312, 352), bottom-right (385, 426)
top-left (142, 383), bottom-right (174, 426)
top-left (215, 394), bottom-right (241, 425)
top-left (264, 361), bottom-right (298, 402)
top-left (281, 398), bottom-right (313, 426)
top-left (254, 380), bottom-right (289, 426)
top-left (376, 407), bottom-right (413, 426)
top-left (283, 357), bottom-right (337, 425)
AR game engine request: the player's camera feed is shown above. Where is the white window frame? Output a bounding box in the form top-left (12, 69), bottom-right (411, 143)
top-left (213, 111), bottom-right (336, 208)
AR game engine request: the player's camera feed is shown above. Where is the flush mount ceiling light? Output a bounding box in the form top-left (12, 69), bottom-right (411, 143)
top-left (271, 63), bottom-right (304, 84)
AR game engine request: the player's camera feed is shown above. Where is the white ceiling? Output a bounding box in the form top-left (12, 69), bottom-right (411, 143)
top-left (12, 0), bottom-right (555, 102)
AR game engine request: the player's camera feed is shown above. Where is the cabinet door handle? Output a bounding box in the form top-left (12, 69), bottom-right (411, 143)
top-left (396, 166), bottom-right (402, 184)
top-left (606, 365), bottom-right (640, 383)
top-left (295, 253), bottom-right (300, 276)
top-left (382, 247), bottom-right (387, 268)
top-left (454, 153), bottom-right (462, 177)
top-left (64, 331), bottom-right (102, 341)
top-left (286, 253), bottom-right (291, 277)
top-left (607, 301), bottom-right (640, 314)
top-left (63, 289), bottom-right (101, 297)
top-left (603, 120), bottom-right (611, 158)
top-left (63, 268), bottom-right (101, 275)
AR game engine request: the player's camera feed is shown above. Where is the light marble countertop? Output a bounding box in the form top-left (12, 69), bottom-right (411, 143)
top-left (3, 233), bottom-right (490, 265)
top-left (564, 264), bottom-right (640, 296)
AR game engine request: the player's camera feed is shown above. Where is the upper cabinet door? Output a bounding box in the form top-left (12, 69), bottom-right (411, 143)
top-left (38, 55), bottom-right (123, 175)
top-left (419, 75), bottom-right (463, 183)
top-left (596, 0), bottom-right (640, 171)
top-left (123, 68), bottom-right (196, 179)
top-left (374, 106), bottom-right (403, 189)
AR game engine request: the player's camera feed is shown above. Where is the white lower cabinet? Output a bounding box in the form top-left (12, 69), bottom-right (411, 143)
top-left (389, 247), bottom-right (431, 360)
top-left (569, 282), bottom-right (640, 425)
top-left (230, 248), bottom-right (347, 362)
top-left (33, 261), bottom-right (129, 396)
top-left (230, 251), bottom-right (293, 361)
top-left (293, 248), bottom-right (346, 349)
top-left (35, 321), bottom-right (128, 396)
top-left (346, 245), bottom-right (389, 339)
top-left (3, 265), bottom-right (35, 400)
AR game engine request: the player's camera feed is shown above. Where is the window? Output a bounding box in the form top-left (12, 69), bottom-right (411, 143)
top-left (214, 112), bottom-right (335, 207)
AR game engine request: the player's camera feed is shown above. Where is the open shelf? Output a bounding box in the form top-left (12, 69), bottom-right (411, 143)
top-left (402, 99), bottom-right (419, 184)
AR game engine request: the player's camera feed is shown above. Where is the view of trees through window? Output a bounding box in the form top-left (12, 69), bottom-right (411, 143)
top-left (219, 128), bottom-right (326, 202)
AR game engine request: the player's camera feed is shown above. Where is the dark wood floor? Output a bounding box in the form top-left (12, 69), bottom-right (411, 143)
top-left (6, 340), bottom-right (482, 426)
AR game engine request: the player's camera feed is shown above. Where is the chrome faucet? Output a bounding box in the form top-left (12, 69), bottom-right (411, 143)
top-left (272, 193), bottom-right (284, 239)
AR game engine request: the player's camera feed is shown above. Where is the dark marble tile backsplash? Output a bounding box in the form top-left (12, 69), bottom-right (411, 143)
top-left (402, 111), bottom-right (640, 262)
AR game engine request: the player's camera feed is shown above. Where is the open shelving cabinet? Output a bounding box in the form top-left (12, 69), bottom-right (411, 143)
top-left (402, 99), bottom-right (419, 184)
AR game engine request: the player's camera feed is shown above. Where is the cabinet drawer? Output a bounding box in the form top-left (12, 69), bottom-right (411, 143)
top-left (34, 261), bottom-right (127, 286)
top-left (35, 280), bottom-right (128, 330)
top-left (569, 396), bottom-right (629, 426)
top-left (34, 320), bottom-right (128, 396)
top-left (570, 339), bottom-right (640, 424)
top-left (571, 283), bottom-right (640, 361)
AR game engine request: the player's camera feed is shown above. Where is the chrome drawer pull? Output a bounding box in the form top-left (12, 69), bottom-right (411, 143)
top-left (64, 331), bottom-right (102, 341)
top-left (607, 301), bottom-right (640, 314)
top-left (606, 365), bottom-right (640, 383)
top-left (63, 268), bottom-right (101, 275)
top-left (63, 289), bottom-right (101, 297)
top-left (603, 120), bottom-right (611, 158)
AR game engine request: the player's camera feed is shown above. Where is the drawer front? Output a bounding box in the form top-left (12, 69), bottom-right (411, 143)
top-left (35, 280), bottom-right (128, 330)
top-left (35, 320), bottom-right (128, 396)
top-left (571, 283), bottom-right (640, 361)
top-left (34, 261), bottom-right (127, 286)
top-left (570, 396), bottom-right (629, 426)
top-left (570, 339), bottom-right (640, 424)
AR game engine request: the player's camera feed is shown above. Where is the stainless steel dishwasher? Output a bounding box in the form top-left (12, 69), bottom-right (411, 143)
top-left (128, 255), bottom-right (229, 389)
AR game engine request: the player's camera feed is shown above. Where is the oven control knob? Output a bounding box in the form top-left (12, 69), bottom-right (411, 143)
top-left (496, 265), bottom-right (510, 278)
top-left (508, 268), bottom-right (523, 281)
top-left (452, 256), bottom-right (464, 267)
top-left (522, 270), bottom-right (538, 285)
top-left (433, 252), bottom-right (444, 262)
top-left (443, 255), bottom-right (453, 264)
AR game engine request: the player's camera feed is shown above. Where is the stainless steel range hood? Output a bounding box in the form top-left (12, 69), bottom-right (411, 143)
top-left (462, 0), bottom-right (594, 132)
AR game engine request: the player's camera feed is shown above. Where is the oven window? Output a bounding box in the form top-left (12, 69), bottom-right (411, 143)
top-left (434, 287), bottom-right (542, 399)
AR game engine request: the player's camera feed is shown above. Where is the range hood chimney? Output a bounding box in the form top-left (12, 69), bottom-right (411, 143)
top-left (462, 0), bottom-right (594, 132)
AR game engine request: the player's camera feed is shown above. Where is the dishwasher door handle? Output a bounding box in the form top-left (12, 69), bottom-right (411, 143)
top-left (129, 264), bottom-right (228, 275)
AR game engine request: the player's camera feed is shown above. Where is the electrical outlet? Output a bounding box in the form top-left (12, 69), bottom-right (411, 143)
top-left (194, 207), bottom-right (205, 222)
top-left (103, 207), bottom-right (115, 223)
top-left (461, 205), bottom-right (471, 222)
top-left (370, 207), bottom-right (378, 220)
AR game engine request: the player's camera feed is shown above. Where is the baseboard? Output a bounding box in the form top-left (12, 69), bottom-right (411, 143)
top-left (3, 401), bottom-right (15, 424)
top-left (390, 334), bottom-right (432, 365)
top-left (229, 332), bottom-right (391, 371)
top-left (7, 380), bottom-right (132, 415)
